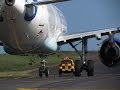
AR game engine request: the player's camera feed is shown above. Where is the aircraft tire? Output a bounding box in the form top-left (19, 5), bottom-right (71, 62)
top-left (87, 60), bottom-right (94, 76)
top-left (45, 67), bottom-right (49, 77)
top-left (74, 60), bottom-right (82, 77)
top-left (39, 67), bottom-right (43, 77)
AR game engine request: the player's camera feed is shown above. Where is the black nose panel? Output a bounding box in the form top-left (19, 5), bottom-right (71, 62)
top-left (5, 0), bottom-right (15, 6)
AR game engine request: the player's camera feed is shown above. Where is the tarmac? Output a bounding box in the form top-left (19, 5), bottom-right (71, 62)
top-left (0, 53), bottom-right (120, 90)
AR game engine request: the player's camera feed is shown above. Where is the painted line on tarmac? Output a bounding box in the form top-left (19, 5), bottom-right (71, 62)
top-left (17, 88), bottom-right (48, 90)
top-left (17, 89), bottom-right (119, 90)
top-left (17, 88), bottom-right (37, 90)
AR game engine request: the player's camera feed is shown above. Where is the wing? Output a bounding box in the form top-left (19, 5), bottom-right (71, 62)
top-left (57, 27), bottom-right (120, 45)
top-left (25, 0), bottom-right (70, 7)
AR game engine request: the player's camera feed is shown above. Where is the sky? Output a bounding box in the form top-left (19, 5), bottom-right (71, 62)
top-left (57, 0), bottom-right (120, 51)
top-left (0, 0), bottom-right (120, 53)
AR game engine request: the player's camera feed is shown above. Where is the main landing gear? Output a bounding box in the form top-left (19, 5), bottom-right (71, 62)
top-left (39, 55), bottom-right (49, 77)
top-left (69, 38), bottom-right (94, 76)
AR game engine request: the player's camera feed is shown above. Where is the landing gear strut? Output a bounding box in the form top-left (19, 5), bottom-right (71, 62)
top-left (69, 38), bottom-right (94, 76)
top-left (39, 55), bottom-right (49, 77)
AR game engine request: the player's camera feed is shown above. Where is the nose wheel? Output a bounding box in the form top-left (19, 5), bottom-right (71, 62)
top-left (39, 67), bottom-right (49, 77)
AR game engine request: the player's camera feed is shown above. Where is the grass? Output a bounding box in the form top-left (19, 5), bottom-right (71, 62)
top-left (0, 54), bottom-right (40, 72)
top-left (0, 51), bottom-right (96, 72)
top-left (0, 52), bottom-right (78, 78)
top-left (0, 51), bottom-right (97, 78)
top-left (0, 52), bottom-right (78, 72)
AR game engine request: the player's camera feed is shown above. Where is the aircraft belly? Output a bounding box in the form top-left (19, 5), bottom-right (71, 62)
top-left (4, 16), bottom-right (47, 53)
top-left (0, 22), bottom-right (9, 42)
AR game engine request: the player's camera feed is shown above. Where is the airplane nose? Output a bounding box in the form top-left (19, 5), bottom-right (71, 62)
top-left (5, 0), bottom-right (15, 6)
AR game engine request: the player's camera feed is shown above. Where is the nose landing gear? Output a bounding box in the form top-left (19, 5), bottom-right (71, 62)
top-left (39, 56), bottom-right (49, 78)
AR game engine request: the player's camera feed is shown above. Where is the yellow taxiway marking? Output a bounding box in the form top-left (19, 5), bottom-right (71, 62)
top-left (17, 88), bottom-right (48, 90)
top-left (17, 88), bottom-right (38, 90)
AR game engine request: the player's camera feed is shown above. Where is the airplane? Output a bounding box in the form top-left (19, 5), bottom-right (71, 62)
top-left (0, 0), bottom-right (120, 77)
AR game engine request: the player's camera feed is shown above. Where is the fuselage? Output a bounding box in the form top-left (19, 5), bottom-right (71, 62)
top-left (0, 0), bottom-right (67, 55)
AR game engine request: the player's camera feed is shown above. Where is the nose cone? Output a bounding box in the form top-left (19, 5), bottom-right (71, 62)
top-left (5, 0), bottom-right (15, 6)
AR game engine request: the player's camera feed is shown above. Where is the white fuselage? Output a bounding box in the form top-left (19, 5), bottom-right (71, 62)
top-left (0, 0), bottom-right (67, 55)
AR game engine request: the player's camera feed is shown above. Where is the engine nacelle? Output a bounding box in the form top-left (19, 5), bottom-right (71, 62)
top-left (99, 39), bottom-right (120, 67)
